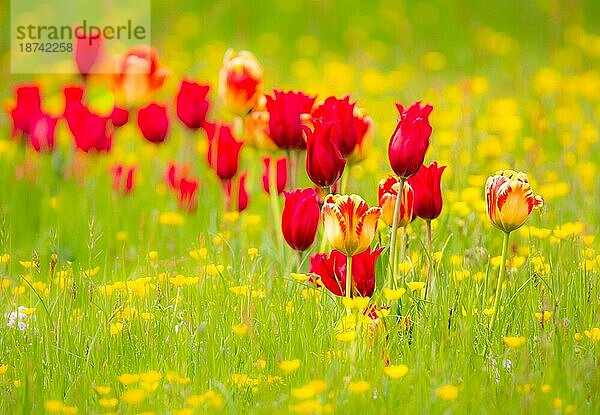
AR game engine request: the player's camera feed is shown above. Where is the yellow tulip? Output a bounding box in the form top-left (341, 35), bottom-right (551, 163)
top-left (321, 194), bottom-right (382, 256)
top-left (485, 170), bottom-right (543, 233)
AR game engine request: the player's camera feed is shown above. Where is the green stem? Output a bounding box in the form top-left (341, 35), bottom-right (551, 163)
top-left (425, 220), bottom-right (434, 299)
top-left (346, 255), bottom-right (353, 299)
top-left (387, 177), bottom-right (405, 288)
top-left (340, 166), bottom-right (350, 194)
top-left (268, 159), bottom-right (284, 253)
top-left (489, 231), bottom-right (511, 333)
top-left (318, 186), bottom-right (332, 253)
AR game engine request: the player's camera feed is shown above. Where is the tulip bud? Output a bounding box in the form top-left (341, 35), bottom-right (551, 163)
top-left (281, 188), bottom-right (320, 251)
top-left (312, 96), bottom-right (359, 157)
top-left (111, 164), bottom-right (136, 195)
top-left (137, 103), bottom-right (169, 144)
top-left (225, 172), bottom-right (249, 212)
top-left (486, 170), bottom-right (543, 233)
top-left (178, 177), bottom-right (199, 212)
top-left (165, 162), bottom-right (192, 191)
top-left (321, 194), bottom-right (382, 256)
top-left (262, 157), bottom-right (287, 194)
top-left (266, 90), bottom-right (315, 150)
top-left (74, 27), bottom-right (103, 76)
top-left (305, 121), bottom-right (346, 188)
top-left (309, 248), bottom-right (383, 298)
top-left (30, 115), bottom-right (58, 153)
top-left (111, 106), bottom-right (129, 128)
top-left (176, 80), bottom-right (210, 130)
top-left (9, 84), bottom-right (43, 138)
top-left (408, 162), bottom-right (446, 221)
top-left (388, 102), bottom-right (433, 179)
top-left (378, 176), bottom-right (414, 227)
top-left (219, 49), bottom-right (264, 115)
top-left (205, 122), bottom-right (244, 181)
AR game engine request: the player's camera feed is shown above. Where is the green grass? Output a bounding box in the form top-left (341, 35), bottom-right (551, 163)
top-left (1, 0), bottom-right (600, 413)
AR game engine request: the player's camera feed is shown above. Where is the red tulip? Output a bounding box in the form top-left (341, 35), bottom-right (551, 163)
top-left (9, 85), bottom-right (42, 138)
top-left (63, 86), bottom-right (85, 130)
top-left (305, 121), bottom-right (346, 188)
top-left (111, 164), bottom-right (136, 195)
top-left (111, 106), bottom-right (129, 128)
top-left (262, 157), bottom-right (287, 194)
top-left (225, 172), bottom-right (249, 212)
top-left (205, 122), bottom-right (244, 181)
top-left (219, 49), bottom-right (264, 115)
top-left (165, 162), bottom-right (192, 191)
top-left (266, 90), bottom-right (315, 149)
top-left (281, 188), bottom-right (320, 251)
top-left (408, 162), bottom-right (446, 220)
top-left (309, 247), bottom-right (384, 297)
top-left (137, 103), bottom-right (169, 144)
top-left (68, 106), bottom-right (112, 153)
top-left (312, 96), bottom-right (358, 156)
top-left (176, 80), bottom-right (210, 130)
top-left (178, 177), bottom-right (199, 212)
top-left (74, 27), bottom-right (103, 76)
top-left (388, 102), bottom-right (433, 179)
top-left (29, 115), bottom-right (58, 153)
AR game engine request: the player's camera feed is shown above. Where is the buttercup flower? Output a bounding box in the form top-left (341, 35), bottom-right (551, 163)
top-left (309, 247), bottom-right (383, 297)
top-left (281, 188), bottom-right (320, 251)
top-left (305, 121), bottom-right (346, 188)
top-left (176, 80), bottom-right (210, 130)
top-left (219, 49), bottom-right (264, 115)
top-left (137, 102), bottom-right (169, 144)
top-left (321, 194), bottom-right (382, 256)
top-left (409, 162), bottom-right (446, 220)
top-left (486, 170), bottom-right (543, 233)
top-left (378, 176), bottom-right (414, 227)
top-left (388, 102), bottom-right (433, 179)
top-left (266, 90), bottom-right (315, 149)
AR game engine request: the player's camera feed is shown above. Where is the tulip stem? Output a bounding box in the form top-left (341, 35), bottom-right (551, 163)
top-left (340, 167), bottom-right (350, 194)
top-left (268, 159), bottom-right (284, 255)
top-left (489, 231), bottom-right (510, 334)
top-left (425, 219), bottom-right (435, 300)
top-left (400, 226), bottom-right (407, 264)
top-left (345, 254), bottom-right (353, 300)
top-left (387, 177), bottom-right (406, 289)
top-left (318, 186), bottom-right (332, 253)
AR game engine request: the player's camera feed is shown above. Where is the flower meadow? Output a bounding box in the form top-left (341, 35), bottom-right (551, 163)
top-left (1, 1), bottom-right (600, 414)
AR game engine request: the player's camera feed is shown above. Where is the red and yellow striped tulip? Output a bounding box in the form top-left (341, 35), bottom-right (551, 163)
top-left (322, 194), bottom-right (382, 256)
top-left (378, 176), bottom-right (414, 227)
top-left (486, 170), bottom-right (543, 233)
top-left (219, 49), bottom-right (264, 115)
